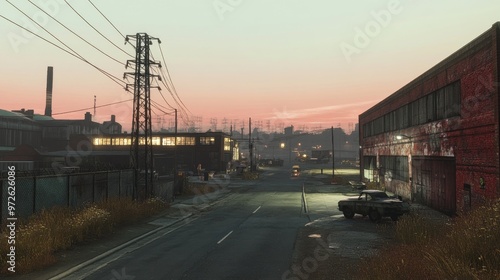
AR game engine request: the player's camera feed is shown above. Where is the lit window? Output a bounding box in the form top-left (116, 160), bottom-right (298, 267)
top-left (200, 137), bottom-right (215, 145)
top-left (162, 137), bottom-right (175, 146)
top-left (224, 137), bottom-right (231, 151)
top-left (177, 137), bottom-right (195, 145)
top-left (152, 137), bottom-right (161, 145)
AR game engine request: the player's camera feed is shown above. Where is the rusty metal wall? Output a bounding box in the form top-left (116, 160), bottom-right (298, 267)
top-left (412, 157), bottom-right (456, 215)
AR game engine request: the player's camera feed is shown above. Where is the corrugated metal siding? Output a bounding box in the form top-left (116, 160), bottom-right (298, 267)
top-left (412, 157), bottom-right (456, 215)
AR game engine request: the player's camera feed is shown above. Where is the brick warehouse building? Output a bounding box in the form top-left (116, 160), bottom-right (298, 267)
top-left (359, 22), bottom-right (500, 215)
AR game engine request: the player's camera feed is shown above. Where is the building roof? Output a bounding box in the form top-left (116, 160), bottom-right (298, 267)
top-left (0, 109), bottom-right (31, 120)
top-left (32, 114), bottom-right (55, 121)
top-left (360, 21), bottom-right (500, 119)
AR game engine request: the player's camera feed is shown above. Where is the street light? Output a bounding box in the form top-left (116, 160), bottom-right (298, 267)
top-left (395, 134), bottom-right (412, 140)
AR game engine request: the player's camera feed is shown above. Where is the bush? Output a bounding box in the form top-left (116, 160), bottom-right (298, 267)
top-left (0, 197), bottom-right (168, 275)
top-left (356, 200), bottom-right (500, 279)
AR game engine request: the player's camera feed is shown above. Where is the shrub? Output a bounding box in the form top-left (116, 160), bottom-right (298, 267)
top-left (356, 200), bottom-right (500, 279)
top-left (0, 197), bottom-right (168, 275)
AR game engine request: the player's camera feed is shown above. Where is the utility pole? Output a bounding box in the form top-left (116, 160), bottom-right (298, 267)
top-left (249, 117), bottom-right (253, 172)
top-left (125, 33), bottom-right (161, 200)
top-left (173, 109), bottom-right (178, 196)
top-left (331, 126), bottom-right (335, 180)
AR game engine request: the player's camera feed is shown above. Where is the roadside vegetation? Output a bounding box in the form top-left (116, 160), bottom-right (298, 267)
top-left (241, 170), bottom-right (260, 180)
top-left (356, 199), bottom-right (500, 279)
top-left (0, 197), bottom-right (168, 275)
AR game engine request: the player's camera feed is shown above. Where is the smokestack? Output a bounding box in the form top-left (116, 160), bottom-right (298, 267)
top-left (44, 66), bottom-right (53, 117)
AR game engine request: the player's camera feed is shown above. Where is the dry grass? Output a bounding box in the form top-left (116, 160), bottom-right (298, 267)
top-left (356, 200), bottom-right (500, 279)
top-left (0, 197), bottom-right (168, 275)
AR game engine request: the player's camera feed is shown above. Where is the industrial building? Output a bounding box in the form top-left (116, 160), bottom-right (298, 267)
top-left (0, 66), bottom-right (236, 175)
top-left (359, 22), bottom-right (500, 215)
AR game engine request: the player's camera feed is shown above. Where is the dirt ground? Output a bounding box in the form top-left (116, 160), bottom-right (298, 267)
top-left (288, 220), bottom-right (396, 279)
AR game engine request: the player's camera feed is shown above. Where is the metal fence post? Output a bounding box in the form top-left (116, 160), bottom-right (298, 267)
top-left (67, 174), bottom-right (71, 207)
top-left (33, 176), bottom-right (37, 215)
top-left (92, 172), bottom-right (96, 203)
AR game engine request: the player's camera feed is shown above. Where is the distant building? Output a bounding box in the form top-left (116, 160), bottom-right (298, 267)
top-left (101, 115), bottom-right (122, 134)
top-left (359, 22), bottom-right (500, 215)
top-left (0, 109), bottom-right (123, 171)
top-left (0, 107), bottom-right (236, 175)
top-left (89, 131), bottom-right (234, 174)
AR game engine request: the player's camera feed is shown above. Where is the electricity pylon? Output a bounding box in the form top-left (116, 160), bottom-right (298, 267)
top-left (125, 33), bottom-right (161, 200)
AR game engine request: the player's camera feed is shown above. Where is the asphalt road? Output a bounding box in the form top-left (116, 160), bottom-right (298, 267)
top-left (68, 167), bottom-right (311, 280)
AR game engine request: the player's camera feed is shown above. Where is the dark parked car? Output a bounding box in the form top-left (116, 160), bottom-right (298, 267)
top-left (338, 190), bottom-right (410, 221)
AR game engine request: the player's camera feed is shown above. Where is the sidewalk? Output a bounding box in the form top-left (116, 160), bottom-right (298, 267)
top-left (6, 183), bottom-right (231, 280)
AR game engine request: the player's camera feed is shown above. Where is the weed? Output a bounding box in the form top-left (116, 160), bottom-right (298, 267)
top-left (0, 197), bottom-right (168, 275)
top-left (356, 200), bottom-right (500, 279)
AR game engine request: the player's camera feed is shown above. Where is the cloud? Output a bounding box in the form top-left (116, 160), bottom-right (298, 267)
top-left (267, 99), bottom-right (378, 122)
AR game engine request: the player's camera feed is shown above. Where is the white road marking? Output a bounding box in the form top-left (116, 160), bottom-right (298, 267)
top-left (253, 206), bottom-right (261, 214)
top-left (217, 230), bottom-right (233, 244)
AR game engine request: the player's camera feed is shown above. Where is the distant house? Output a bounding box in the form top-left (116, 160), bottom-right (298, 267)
top-left (101, 115), bottom-right (122, 134)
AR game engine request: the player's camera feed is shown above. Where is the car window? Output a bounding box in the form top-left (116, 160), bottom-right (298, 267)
top-left (371, 192), bottom-right (389, 199)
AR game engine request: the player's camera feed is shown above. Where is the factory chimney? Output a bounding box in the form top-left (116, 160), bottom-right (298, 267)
top-left (44, 66), bottom-right (53, 117)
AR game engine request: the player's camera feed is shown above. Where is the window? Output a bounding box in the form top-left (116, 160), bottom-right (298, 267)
top-left (224, 137), bottom-right (231, 151)
top-left (426, 94), bottom-right (435, 122)
top-left (363, 156), bottom-right (376, 169)
top-left (418, 97), bottom-right (427, 124)
top-left (410, 101), bottom-right (419, 126)
top-left (176, 137), bottom-right (195, 145)
top-left (200, 137), bottom-right (216, 145)
top-left (444, 82), bottom-right (461, 118)
top-left (373, 117), bottom-right (384, 135)
top-left (363, 80), bottom-right (461, 138)
top-left (380, 156), bottom-right (408, 181)
top-left (162, 137), bottom-right (175, 146)
top-left (398, 105), bottom-right (409, 129)
top-left (152, 137), bottom-right (161, 145)
top-left (93, 138), bottom-right (111, 145)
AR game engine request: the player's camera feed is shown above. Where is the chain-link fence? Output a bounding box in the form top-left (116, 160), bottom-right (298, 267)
top-left (0, 170), bottom-right (174, 225)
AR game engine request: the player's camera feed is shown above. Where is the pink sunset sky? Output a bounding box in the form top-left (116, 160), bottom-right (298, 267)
top-left (1, 1), bottom-right (499, 133)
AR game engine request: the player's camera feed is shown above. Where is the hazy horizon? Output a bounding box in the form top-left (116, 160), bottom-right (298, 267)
top-left (1, 1), bottom-right (499, 132)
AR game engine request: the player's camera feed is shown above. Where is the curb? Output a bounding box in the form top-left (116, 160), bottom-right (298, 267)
top-left (48, 212), bottom-right (194, 280)
top-left (47, 187), bottom-right (234, 280)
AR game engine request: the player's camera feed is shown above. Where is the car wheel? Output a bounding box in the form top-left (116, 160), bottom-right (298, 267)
top-left (369, 210), bottom-right (381, 222)
top-left (391, 215), bottom-right (399, 221)
top-left (342, 207), bottom-right (355, 219)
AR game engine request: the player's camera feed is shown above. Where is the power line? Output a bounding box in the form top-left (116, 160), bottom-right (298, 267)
top-left (0, 13), bottom-right (126, 89)
top-left (52, 99), bottom-right (133, 115)
top-left (150, 51), bottom-right (191, 126)
top-left (158, 43), bottom-right (192, 114)
top-left (87, 0), bottom-right (127, 40)
top-left (64, 0), bottom-right (133, 58)
top-left (148, 52), bottom-right (190, 126)
top-left (26, 0), bottom-right (125, 66)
